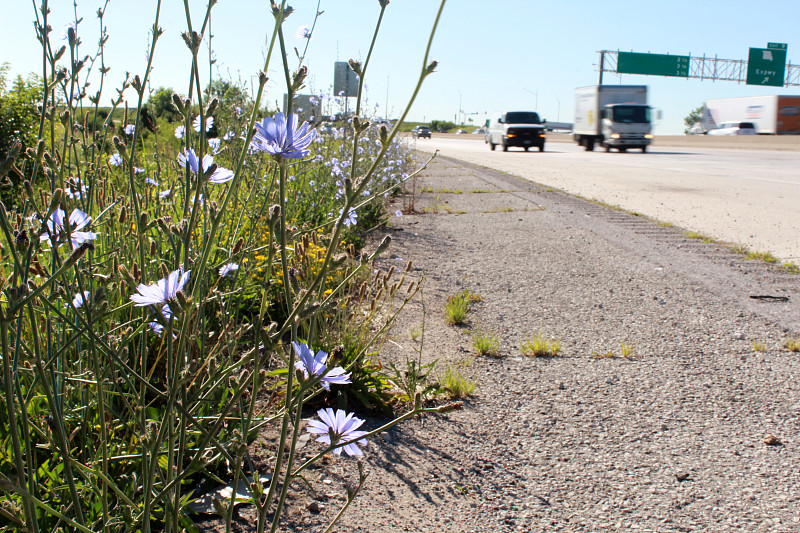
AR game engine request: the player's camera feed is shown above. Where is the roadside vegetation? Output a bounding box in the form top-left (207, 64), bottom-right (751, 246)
top-left (0, 1), bottom-right (459, 532)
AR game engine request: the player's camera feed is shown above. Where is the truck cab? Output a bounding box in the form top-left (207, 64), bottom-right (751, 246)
top-left (600, 104), bottom-right (653, 152)
top-left (573, 85), bottom-right (653, 153)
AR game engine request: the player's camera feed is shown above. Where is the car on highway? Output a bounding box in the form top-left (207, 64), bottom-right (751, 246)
top-left (707, 121), bottom-right (757, 136)
top-left (412, 126), bottom-right (431, 139)
top-left (487, 111), bottom-right (546, 152)
top-left (455, 129), bottom-right (467, 134)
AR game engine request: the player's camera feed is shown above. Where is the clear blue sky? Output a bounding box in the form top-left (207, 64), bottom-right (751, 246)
top-left (4, 1), bottom-right (799, 134)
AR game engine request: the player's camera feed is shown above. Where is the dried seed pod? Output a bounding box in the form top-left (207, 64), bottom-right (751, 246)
top-left (232, 237), bottom-right (244, 254)
top-left (389, 281), bottom-right (400, 297)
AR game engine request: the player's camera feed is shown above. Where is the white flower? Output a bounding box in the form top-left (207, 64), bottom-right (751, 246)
top-left (109, 153), bottom-right (123, 167)
top-left (193, 115), bottom-right (213, 133)
top-left (124, 124), bottom-right (135, 135)
top-left (174, 125), bottom-right (186, 139)
top-left (72, 291), bottom-right (90, 309)
top-left (218, 263), bottom-right (239, 277)
top-left (130, 269), bottom-right (191, 308)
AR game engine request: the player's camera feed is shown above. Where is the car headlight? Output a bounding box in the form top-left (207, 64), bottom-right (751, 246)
top-left (610, 133), bottom-right (620, 139)
top-left (506, 133), bottom-right (516, 138)
top-left (645, 134), bottom-right (654, 139)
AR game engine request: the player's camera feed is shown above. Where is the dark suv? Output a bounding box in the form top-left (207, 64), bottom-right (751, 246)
top-left (412, 126), bottom-right (431, 139)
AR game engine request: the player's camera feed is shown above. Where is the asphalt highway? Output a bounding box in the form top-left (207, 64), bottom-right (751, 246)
top-left (412, 134), bottom-right (800, 263)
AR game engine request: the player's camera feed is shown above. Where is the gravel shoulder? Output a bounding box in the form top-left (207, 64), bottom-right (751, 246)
top-left (205, 155), bottom-right (800, 532)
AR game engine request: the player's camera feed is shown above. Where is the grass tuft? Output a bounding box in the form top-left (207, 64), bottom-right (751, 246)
top-left (439, 361), bottom-right (476, 398)
top-left (784, 337), bottom-right (800, 352)
top-left (444, 289), bottom-right (481, 326)
top-left (521, 333), bottom-right (561, 357)
top-left (472, 329), bottom-right (500, 356)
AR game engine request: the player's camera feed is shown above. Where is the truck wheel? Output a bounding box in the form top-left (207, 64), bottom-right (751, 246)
top-left (538, 144), bottom-right (544, 152)
top-left (604, 144), bottom-right (610, 152)
top-left (586, 139), bottom-right (595, 151)
top-left (524, 146), bottom-right (529, 152)
top-left (619, 147), bottom-right (627, 153)
top-left (641, 146), bottom-right (647, 153)
top-left (490, 141), bottom-right (496, 151)
top-left (502, 142), bottom-right (508, 152)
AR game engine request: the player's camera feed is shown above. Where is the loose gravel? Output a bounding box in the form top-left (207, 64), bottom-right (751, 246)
top-left (203, 155), bottom-right (800, 532)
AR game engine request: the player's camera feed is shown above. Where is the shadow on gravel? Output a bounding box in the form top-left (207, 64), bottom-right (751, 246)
top-left (367, 412), bottom-right (464, 501)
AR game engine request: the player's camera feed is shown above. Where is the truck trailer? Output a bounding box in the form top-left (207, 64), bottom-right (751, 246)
top-left (701, 95), bottom-right (800, 135)
top-left (573, 85), bottom-right (653, 152)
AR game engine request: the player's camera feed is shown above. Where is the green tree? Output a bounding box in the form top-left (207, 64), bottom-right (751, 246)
top-left (0, 63), bottom-right (43, 206)
top-left (429, 119), bottom-right (456, 132)
top-left (684, 105), bottom-right (704, 134)
top-left (147, 86), bottom-right (181, 121)
top-left (204, 78), bottom-right (249, 112)
top-left (0, 63), bottom-right (41, 158)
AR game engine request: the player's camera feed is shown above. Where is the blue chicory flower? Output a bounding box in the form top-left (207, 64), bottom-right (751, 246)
top-left (40, 208), bottom-right (97, 249)
top-left (295, 24), bottom-right (312, 39)
top-left (251, 112), bottom-right (315, 160)
top-left (177, 149), bottom-right (233, 184)
top-left (109, 153), bottom-right (123, 167)
top-left (292, 341), bottom-right (351, 391)
top-left (124, 124), bottom-right (135, 135)
top-left (174, 125), bottom-right (186, 139)
top-left (306, 408), bottom-right (368, 457)
top-left (341, 208), bottom-right (357, 227)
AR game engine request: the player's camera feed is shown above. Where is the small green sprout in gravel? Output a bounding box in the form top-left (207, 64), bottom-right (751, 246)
top-left (439, 360), bottom-right (476, 398)
top-left (521, 333), bottom-right (561, 357)
top-left (472, 328), bottom-right (500, 356)
top-left (445, 289), bottom-right (481, 326)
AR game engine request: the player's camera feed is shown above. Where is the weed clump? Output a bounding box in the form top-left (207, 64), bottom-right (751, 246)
top-left (521, 333), bottom-right (561, 357)
top-left (445, 288), bottom-right (481, 326)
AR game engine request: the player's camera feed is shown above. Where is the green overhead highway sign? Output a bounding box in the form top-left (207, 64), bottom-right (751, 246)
top-left (746, 45), bottom-right (787, 87)
top-left (617, 52), bottom-right (690, 78)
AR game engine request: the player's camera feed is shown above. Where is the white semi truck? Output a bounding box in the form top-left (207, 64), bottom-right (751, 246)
top-left (701, 95), bottom-right (800, 135)
top-left (573, 85), bottom-right (653, 152)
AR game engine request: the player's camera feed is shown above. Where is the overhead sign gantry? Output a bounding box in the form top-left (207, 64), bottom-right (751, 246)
top-left (598, 44), bottom-right (797, 87)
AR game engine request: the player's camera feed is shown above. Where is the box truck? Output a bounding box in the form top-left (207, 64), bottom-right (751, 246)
top-left (701, 95), bottom-right (800, 135)
top-left (573, 85), bottom-right (653, 152)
